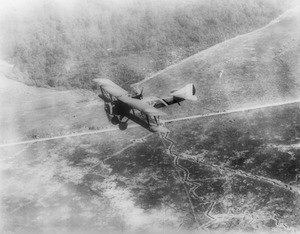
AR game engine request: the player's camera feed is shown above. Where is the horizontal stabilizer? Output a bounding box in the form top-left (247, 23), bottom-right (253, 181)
top-left (171, 83), bottom-right (197, 101)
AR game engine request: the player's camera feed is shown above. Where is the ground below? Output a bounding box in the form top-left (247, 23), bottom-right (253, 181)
top-left (1, 8), bottom-right (300, 234)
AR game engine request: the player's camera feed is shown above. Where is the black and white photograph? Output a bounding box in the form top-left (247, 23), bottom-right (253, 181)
top-left (0, 0), bottom-right (300, 233)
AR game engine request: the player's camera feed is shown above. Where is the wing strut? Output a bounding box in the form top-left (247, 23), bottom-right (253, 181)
top-left (154, 116), bottom-right (158, 124)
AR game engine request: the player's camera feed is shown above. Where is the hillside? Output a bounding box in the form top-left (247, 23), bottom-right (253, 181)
top-left (1, 7), bottom-right (299, 143)
top-left (136, 7), bottom-right (300, 117)
top-left (0, 0), bottom-right (295, 90)
top-left (0, 61), bottom-right (108, 143)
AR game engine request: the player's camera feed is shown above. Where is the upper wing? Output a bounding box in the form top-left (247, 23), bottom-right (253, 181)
top-left (93, 78), bottom-right (128, 97)
top-left (118, 96), bottom-right (167, 116)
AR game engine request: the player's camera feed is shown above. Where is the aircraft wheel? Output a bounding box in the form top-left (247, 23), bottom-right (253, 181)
top-left (111, 116), bottom-right (120, 125)
top-left (119, 122), bottom-right (128, 130)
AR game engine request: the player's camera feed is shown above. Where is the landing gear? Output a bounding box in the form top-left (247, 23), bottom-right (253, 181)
top-left (119, 122), bottom-right (128, 130)
top-left (111, 116), bottom-right (120, 125)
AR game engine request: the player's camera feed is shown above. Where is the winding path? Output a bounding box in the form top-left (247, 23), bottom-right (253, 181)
top-left (160, 132), bottom-right (201, 229)
top-left (185, 154), bottom-right (300, 195)
top-left (160, 130), bottom-right (300, 230)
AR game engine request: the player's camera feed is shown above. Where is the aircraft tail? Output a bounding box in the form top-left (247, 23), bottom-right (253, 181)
top-left (170, 83), bottom-right (197, 101)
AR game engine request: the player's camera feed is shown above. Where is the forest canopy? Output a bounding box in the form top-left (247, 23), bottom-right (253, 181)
top-left (0, 0), bottom-right (296, 90)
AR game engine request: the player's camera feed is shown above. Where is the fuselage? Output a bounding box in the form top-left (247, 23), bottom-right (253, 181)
top-left (99, 94), bottom-right (168, 132)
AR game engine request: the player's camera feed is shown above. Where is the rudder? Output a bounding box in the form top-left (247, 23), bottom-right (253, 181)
top-left (170, 83), bottom-right (197, 101)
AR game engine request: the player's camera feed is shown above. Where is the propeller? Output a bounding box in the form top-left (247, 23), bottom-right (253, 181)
top-left (132, 87), bottom-right (144, 99)
top-left (139, 87), bottom-right (144, 99)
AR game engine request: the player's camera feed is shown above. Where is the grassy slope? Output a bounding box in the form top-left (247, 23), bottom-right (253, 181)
top-left (0, 62), bottom-right (109, 143)
top-left (136, 8), bottom-right (300, 117)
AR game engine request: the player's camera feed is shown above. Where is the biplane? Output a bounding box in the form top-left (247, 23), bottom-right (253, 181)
top-left (93, 78), bottom-right (197, 133)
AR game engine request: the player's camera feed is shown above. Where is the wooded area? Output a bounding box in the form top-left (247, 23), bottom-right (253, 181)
top-left (0, 0), bottom-right (295, 90)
